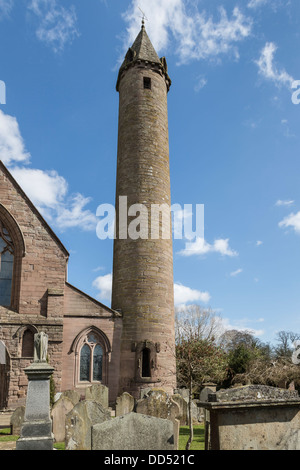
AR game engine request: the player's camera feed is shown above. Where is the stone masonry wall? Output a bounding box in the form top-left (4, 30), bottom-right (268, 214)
top-left (0, 163), bottom-right (67, 409)
top-left (112, 64), bottom-right (176, 397)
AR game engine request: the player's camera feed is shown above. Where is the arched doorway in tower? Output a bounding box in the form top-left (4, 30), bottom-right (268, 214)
top-left (0, 341), bottom-right (10, 410)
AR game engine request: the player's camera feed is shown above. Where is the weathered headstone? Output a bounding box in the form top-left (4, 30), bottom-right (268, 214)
top-left (92, 412), bottom-right (175, 450)
top-left (65, 400), bottom-right (111, 450)
top-left (115, 392), bottom-right (135, 417)
top-left (136, 389), bottom-right (180, 449)
top-left (10, 406), bottom-right (25, 436)
top-left (60, 389), bottom-right (81, 406)
top-left (172, 394), bottom-right (188, 425)
top-left (200, 383), bottom-right (217, 402)
top-left (16, 332), bottom-right (54, 451)
top-left (0, 341), bottom-right (6, 365)
top-left (85, 383), bottom-right (109, 408)
top-left (51, 396), bottom-right (74, 443)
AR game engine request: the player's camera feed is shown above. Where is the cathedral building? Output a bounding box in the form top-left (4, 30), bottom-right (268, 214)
top-left (0, 24), bottom-right (176, 410)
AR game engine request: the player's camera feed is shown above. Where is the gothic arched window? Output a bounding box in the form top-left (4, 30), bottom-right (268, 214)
top-left (79, 333), bottom-right (104, 383)
top-left (0, 221), bottom-right (14, 308)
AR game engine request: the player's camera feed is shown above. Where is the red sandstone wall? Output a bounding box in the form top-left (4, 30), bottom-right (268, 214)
top-left (112, 65), bottom-right (177, 397)
top-left (62, 283), bottom-right (122, 404)
top-left (0, 163), bottom-right (68, 316)
top-left (0, 163), bottom-right (67, 408)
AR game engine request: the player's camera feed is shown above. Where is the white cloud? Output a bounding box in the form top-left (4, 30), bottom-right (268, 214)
top-left (279, 211), bottom-right (300, 235)
top-left (0, 109), bottom-right (97, 232)
top-left (179, 237), bottom-right (238, 257)
top-left (247, 0), bottom-right (268, 8)
top-left (28, 0), bottom-right (79, 53)
top-left (256, 240), bottom-right (263, 246)
top-left (218, 317), bottom-right (264, 337)
top-left (275, 199), bottom-right (294, 207)
top-left (123, 1), bottom-right (252, 64)
top-left (92, 276), bottom-right (211, 308)
top-left (11, 166), bottom-right (98, 231)
top-left (10, 167), bottom-right (67, 209)
top-left (194, 76), bottom-right (207, 93)
top-left (0, 0), bottom-right (13, 18)
top-left (256, 42), bottom-right (294, 88)
top-left (230, 268), bottom-right (243, 277)
top-left (54, 193), bottom-right (98, 232)
top-left (0, 110), bottom-right (31, 165)
top-left (174, 282), bottom-right (211, 306)
top-left (93, 273), bottom-right (113, 302)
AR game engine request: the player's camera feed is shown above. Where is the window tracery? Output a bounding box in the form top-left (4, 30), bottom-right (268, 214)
top-left (79, 332), bottom-right (104, 383)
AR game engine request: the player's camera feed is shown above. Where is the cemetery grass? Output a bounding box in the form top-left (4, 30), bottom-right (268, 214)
top-left (179, 425), bottom-right (205, 450)
top-left (0, 428), bottom-right (18, 442)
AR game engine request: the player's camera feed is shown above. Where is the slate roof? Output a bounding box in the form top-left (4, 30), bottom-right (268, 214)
top-left (129, 24), bottom-right (161, 64)
top-left (116, 24), bottom-right (169, 91)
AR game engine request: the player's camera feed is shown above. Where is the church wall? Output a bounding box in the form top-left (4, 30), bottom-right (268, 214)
top-left (0, 164), bottom-right (68, 317)
top-left (0, 313), bottom-right (63, 409)
top-left (61, 315), bottom-right (122, 405)
top-left (0, 164), bottom-right (68, 409)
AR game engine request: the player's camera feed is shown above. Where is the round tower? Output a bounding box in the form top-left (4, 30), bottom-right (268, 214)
top-left (112, 24), bottom-right (176, 398)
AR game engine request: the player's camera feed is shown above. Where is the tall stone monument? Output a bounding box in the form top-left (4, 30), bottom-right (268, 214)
top-left (112, 22), bottom-right (176, 398)
top-left (16, 332), bottom-right (54, 451)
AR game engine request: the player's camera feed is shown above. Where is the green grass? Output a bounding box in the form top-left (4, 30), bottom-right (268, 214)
top-left (0, 428), bottom-right (19, 442)
top-left (179, 425), bottom-right (205, 451)
top-left (54, 442), bottom-right (65, 450)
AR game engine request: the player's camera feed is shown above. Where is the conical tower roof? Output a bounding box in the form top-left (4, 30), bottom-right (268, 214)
top-left (116, 24), bottom-right (171, 91)
top-left (129, 24), bottom-right (161, 64)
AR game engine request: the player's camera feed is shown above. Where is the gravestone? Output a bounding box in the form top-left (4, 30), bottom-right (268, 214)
top-left (51, 396), bottom-right (74, 443)
top-left (85, 383), bottom-right (109, 408)
top-left (136, 389), bottom-right (180, 449)
top-left (0, 341), bottom-right (6, 365)
top-left (56, 389), bottom-right (81, 407)
top-left (92, 412), bottom-right (175, 450)
top-left (172, 394), bottom-right (188, 425)
top-left (10, 406), bottom-right (25, 436)
top-left (116, 392), bottom-right (135, 417)
top-left (214, 384), bottom-right (299, 402)
top-left (65, 400), bottom-right (111, 450)
top-left (16, 332), bottom-right (54, 451)
top-left (200, 383), bottom-right (217, 402)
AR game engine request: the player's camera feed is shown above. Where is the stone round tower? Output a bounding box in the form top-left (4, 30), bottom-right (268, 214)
top-left (112, 24), bottom-right (176, 398)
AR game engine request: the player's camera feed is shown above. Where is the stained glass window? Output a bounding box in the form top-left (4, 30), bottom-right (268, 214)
top-left (79, 333), bottom-right (104, 383)
top-left (80, 344), bottom-right (91, 382)
top-left (93, 345), bottom-right (103, 382)
top-left (0, 222), bottom-right (14, 308)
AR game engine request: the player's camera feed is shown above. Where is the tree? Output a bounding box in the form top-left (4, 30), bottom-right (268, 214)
top-left (274, 331), bottom-right (300, 359)
top-left (175, 305), bottom-right (227, 450)
top-left (219, 329), bottom-right (272, 386)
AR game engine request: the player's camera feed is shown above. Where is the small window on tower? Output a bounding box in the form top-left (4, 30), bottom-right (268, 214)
top-left (141, 347), bottom-right (151, 378)
top-left (144, 77), bottom-right (151, 90)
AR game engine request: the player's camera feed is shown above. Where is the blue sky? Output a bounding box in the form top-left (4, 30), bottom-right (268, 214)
top-left (0, 0), bottom-right (299, 345)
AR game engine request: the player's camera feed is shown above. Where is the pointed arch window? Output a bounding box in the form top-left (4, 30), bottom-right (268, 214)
top-left (79, 333), bottom-right (104, 383)
top-left (0, 221), bottom-right (14, 308)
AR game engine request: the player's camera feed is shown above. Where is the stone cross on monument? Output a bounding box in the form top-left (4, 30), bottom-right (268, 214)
top-left (16, 332), bottom-right (55, 451)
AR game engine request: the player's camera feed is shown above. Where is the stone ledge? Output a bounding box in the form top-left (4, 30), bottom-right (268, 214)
top-left (200, 399), bottom-right (300, 410)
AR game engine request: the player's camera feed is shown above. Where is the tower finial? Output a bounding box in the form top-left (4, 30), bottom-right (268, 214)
top-left (138, 6), bottom-right (148, 28)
